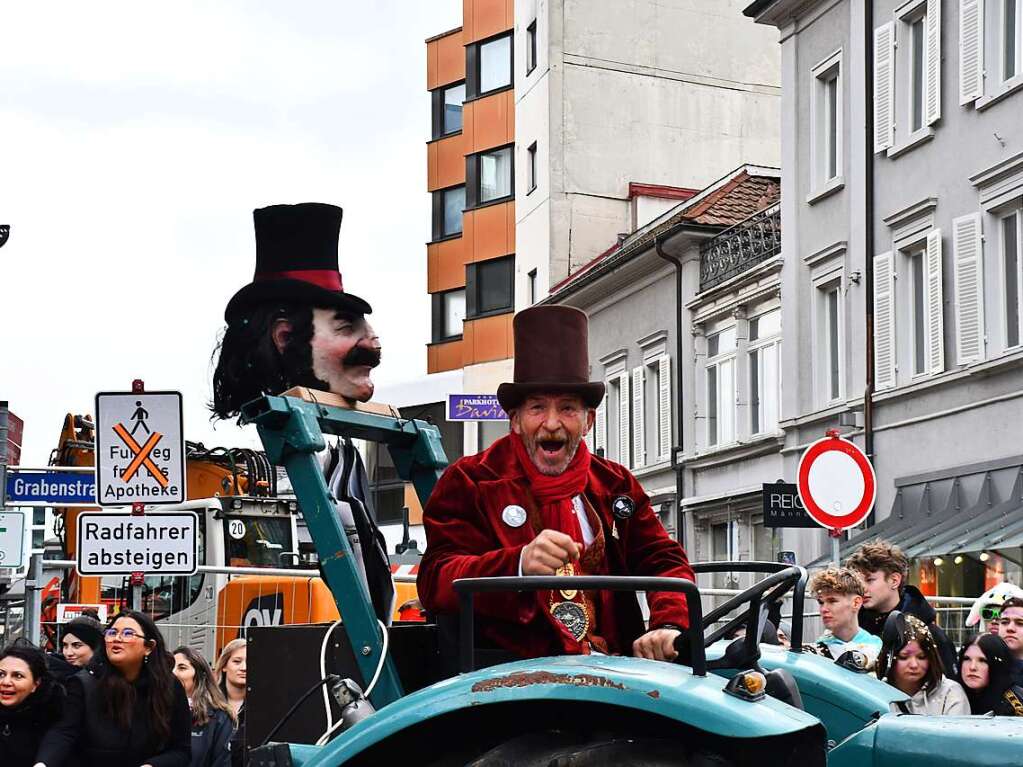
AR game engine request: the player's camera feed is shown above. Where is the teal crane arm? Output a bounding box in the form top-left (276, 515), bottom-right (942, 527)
top-left (240, 394), bottom-right (449, 709)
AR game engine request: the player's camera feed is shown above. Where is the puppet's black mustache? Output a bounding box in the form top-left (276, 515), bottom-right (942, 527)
top-left (343, 346), bottom-right (382, 368)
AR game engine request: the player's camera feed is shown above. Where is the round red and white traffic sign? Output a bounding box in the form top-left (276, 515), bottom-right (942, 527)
top-left (796, 431), bottom-right (876, 532)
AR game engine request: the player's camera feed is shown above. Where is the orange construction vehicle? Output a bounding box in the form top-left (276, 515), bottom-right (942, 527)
top-left (48, 413), bottom-right (421, 660)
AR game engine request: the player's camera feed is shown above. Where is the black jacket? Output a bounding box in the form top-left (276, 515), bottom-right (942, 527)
top-left (859, 585), bottom-right (959, 676)
top-left (229, 703), bottom-right (246, 767)
top-left (0, 678), bottom-right (64, 767)
top-left (41, 664), bottom-right (191, 767)
top-left (190, 708), bottom-right (235, 767)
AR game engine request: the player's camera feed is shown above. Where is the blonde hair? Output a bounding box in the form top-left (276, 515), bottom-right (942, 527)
top-left (214, 638), bottom-right (247, 691)
top-left (810, 567), bottom-right (866, 599)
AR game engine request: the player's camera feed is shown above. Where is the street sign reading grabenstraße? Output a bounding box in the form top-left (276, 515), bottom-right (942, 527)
top-left (94, 391), bottom-right (186, 505)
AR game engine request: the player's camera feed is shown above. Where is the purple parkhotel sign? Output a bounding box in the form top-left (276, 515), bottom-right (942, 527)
top-left (447, 394), bottom-right (508, 422)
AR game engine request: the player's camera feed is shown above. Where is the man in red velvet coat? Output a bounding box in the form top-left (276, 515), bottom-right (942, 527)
top-left (418, 305), bottom-right (695, 662)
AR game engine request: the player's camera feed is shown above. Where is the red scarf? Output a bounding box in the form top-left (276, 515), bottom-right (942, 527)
top-left (512, 433), bottom-right (616, 653)
top-left (511, 432), bottom-right (591, 541)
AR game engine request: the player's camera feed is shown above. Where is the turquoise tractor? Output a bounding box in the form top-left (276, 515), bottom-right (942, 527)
top-left (243, 393), bottom-right (1023, 766)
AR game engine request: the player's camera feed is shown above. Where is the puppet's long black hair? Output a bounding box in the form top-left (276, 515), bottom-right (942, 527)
top-left (210, 302), bottom-right (321, 420)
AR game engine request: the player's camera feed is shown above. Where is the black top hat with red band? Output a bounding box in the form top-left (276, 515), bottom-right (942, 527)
top-left (224, 202), bottom-right (372, 322)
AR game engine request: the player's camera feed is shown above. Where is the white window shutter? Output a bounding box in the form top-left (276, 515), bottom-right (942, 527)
top-left (874, 22), bottom-right (896, 153)
top-left (631, 367), bottom-right (645, 469)
top-left (595, 393), bottom-right (607, 455)
top-left (925, 0), bottom-right (942, 124)
top-left (925, 229), bottom-right (945, 373)
top-left (657, 355), bottom-right (672, 461)
top-left (953, 213), bottom-right (986, 364)
top-left (873, 251), bottom-right (897, 390)
top-left (959, 0), bottom-right (984, 105)
top-left (618, 372), bottom-right (631, 468)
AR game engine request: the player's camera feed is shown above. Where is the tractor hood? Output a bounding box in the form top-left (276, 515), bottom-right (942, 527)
top-left (303, 654), bottom-right (824, 766)
top-left (827, 712), bottom-right (1023, 765)
top-left (707, 642), bottom-right (908, 744)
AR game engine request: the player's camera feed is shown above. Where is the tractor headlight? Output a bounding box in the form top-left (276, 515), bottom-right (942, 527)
top-left (724, 670), bottom-right (767, 702)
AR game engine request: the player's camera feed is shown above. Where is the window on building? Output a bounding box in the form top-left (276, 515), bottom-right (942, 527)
top-left (431, 288), bottom-right (465, 342)
top-left (818, 283), bottom-right (843, 402)
top-left (812, 51), bottom-right (842, 188)
top-left (432, 185), bottom-right (465, 240)
top-left (527, 141), bottom-right (537, 193)
top-left (528, 268), bottom-right (537, 305)
top-left (443, 82), bottom-right (465, 133)
top-left (876, 4), bottom-right (941, 153)
top-left (526, 19), bottom-right (537, 74)
top-left (466, 255), bottom-right (514, 318)
top-left (430, 81), bottom-right (465, 139)
top-left (471, 146), bottom-right (513, 205)
top-left (478, 34), bottom-right (512, 95)
top-left (962, 0), bottom-right (1023, 105)
top-left (749, 309), bottom-right (781, 435)
top-left (1004, 0), bottom-right (1021, 82)
top-left (910, 249), bottom-right (928, 374)
top-left (706, 327), bottom-right (736, 447)
top-left (910, 14), bottom-right (926, 131)
top-left (1003, 210), bottom-right (1022, 348)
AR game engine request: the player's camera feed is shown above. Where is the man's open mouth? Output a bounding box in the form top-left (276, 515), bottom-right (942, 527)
top-left (539, 439), bottom-right (566, 455)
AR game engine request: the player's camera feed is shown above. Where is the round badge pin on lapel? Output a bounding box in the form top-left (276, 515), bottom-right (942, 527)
top-left (612, 496), bottom-right (635, 520)
top-left (502, 504), bottom-right (527, 528)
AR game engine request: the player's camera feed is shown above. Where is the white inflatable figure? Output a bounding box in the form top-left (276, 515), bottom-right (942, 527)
top-left (966, 582), bottom-right (1023, 630)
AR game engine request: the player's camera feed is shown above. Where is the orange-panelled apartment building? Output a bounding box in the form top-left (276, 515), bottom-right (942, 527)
top-left (426, 1), bottom-right (517, 452)
top-left (420, 0), bottom-right (783, 460)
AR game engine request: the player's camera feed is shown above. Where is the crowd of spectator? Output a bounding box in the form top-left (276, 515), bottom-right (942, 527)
top-left (803, 539), bottom-right (1023, 717)
top-left (0, 610), bottom-right (249, 767)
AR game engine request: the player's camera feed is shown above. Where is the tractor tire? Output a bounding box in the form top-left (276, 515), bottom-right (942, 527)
top-left (465, 730), bottom-right (735, 767)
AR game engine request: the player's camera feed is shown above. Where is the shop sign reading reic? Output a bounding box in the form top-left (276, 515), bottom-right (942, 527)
top-left (95, 391), bottom-right (185, 505)
top-left (75, 511), bottom-right (198, 576)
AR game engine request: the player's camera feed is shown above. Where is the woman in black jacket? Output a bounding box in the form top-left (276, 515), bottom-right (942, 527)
top-left (0, 641), bottom-right (65, 767)
top-left (42, 610), bottom-right (192, 767)
top-left (958, 633), bottom-right (1023, 715)
top-left (173, 646), bottom-right (235, 767)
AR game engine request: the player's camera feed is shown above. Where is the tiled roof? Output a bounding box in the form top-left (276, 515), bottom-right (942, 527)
top-left (548, 167), bottom-right (780, 297)
top-left (682, 171), bottom-right (780, 226)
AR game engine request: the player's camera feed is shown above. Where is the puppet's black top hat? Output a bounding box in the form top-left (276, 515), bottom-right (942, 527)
top-left (224, 203), bottom-right (372, 322)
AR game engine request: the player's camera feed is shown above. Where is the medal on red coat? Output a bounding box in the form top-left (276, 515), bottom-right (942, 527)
top-left (551, 561), bottom-right (589, 640)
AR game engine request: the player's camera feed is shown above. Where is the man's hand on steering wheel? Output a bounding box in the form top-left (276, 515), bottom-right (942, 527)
top-left (633, 627), bottom-right (682, 661)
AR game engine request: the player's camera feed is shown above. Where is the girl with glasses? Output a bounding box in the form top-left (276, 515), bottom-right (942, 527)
top-left (45, 609), bottom-right (192, 767)
top-left (173, 646), bottom-right (236, 767)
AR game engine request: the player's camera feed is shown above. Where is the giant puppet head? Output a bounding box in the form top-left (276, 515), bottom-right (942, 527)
top-left (211, 203), bottom-right (381, 420)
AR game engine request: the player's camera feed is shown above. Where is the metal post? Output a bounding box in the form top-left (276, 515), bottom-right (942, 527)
top-left (831, 531), bottom-right (841, 567)
top-left (128, 378), bottom-right (145, 611)
top-left (24, 553), bottom-right (43, 645)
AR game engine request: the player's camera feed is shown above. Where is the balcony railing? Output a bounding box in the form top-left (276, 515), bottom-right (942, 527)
top-left (699, 202), bottom-right (781, 291)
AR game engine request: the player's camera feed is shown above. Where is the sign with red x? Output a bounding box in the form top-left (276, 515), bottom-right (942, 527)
top-left (94, 391), bottom-right (185, 506)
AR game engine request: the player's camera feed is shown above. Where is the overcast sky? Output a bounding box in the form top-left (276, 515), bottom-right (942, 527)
top-left (1, 1), bottom-right (462, 467)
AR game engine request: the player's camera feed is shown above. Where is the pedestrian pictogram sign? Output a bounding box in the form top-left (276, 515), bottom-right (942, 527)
top-left (95, 391), bottom-right (185, 505)
top-left (796, 430), bottom-right (876, 532)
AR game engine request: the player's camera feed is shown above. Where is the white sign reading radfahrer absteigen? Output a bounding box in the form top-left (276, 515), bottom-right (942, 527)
top-left (95, 391), bottom-right (185, 505)
top-left (76, 512), bottom-right (198, 575)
